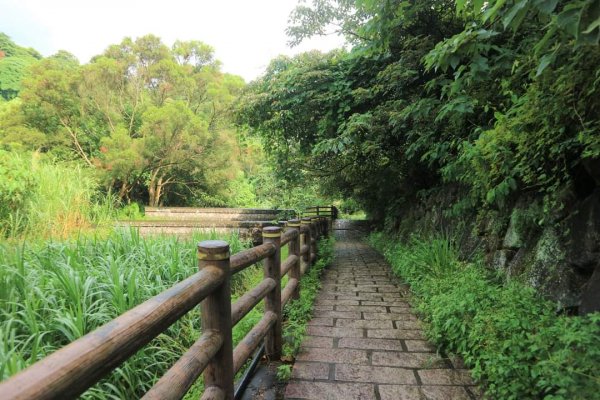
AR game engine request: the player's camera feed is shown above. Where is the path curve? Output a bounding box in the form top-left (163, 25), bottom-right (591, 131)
top-left (285, 222), bottom-right (478, 400)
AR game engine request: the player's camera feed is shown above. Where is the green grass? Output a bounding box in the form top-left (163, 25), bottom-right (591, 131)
top-left (369, 232), bottom-right (600, 400)
top-left (0, 152), bottom-right (115, 240)
top-left (0, 228), bottom-right (264, 398)
top-left (339, 211), bottom-right (367, 220)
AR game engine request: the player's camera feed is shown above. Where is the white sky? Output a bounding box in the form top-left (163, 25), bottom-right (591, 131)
top-left (0, 0), bottom-right (346, 82)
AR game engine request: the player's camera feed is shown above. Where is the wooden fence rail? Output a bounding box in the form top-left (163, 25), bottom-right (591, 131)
top-left (0, 216), bottom-right (330, 400)
top-left (302, 205), bottom-right (337, 219)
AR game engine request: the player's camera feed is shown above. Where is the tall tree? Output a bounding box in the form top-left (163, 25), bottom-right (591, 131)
top-left (17, 35), bottom-right (247, 206)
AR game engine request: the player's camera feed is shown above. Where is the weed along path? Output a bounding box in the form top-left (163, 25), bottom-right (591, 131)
top-left (285, 222), bottom-right (479, 400)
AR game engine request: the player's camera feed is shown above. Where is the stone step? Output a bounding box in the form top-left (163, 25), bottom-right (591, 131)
top-left (145, 207), bottom-right (294, 221)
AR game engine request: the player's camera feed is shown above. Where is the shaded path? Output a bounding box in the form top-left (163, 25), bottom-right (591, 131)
top-left (285, 222), bottom-right (478, 400)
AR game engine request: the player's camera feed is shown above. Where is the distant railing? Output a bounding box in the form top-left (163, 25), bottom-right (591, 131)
top-left (0, 216), bottom-right (330, 400)
top-left (302, 205), bottom-right (337, 219)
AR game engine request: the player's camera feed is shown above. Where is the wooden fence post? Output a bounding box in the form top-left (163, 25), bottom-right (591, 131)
top-left (321, 217), bottom-right (329, 237)
top-left (287, 219), bottom-right (301, 300)
top-left (198, 240), bottom-right (234, 400)
top-left (317, 217), bottom-right (324, 238)
top-left (262, 226), bottom-right (282, 359)
top-left (310, 217), bottom-right (318, 264)
top-left (301, 218), bottom-right (312, 273)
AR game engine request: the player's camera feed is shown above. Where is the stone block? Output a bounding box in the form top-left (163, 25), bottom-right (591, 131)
top-left (338, 338), bottom-right (404, 351)
top-left (285, 381), bottom-right (375, 400)
top-left (335, 364), bottom-right (416, 385)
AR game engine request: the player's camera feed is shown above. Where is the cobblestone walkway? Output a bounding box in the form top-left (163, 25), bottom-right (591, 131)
top-left (285, 225), bottom-right (478, 400)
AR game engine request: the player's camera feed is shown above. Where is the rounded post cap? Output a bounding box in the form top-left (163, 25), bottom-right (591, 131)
top-left (301, 217), bottom-right (311, 224)
top-left (197, 240), bottom-right (230, 260)
top-left (262, 226), bottom-right (282, 238)
top-left (287, 219), bottom-right (301, 227)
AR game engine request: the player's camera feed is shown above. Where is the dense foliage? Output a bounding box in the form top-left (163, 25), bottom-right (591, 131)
top-left (239, 0), bottom-right (600, 225)
top-left (0, 34), bottom-right (42, 101)
top-left (369, 232), bottom-right (600, 399)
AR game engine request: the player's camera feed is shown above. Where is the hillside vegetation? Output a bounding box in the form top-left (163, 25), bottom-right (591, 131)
top-left (239, 0), bottom-right (600, 311)
top-left (241, 0), bottom-right (599, 223)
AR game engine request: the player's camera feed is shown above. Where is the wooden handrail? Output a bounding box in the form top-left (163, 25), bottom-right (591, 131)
top-left (281, 228), bottom-right (298, 246)
top-left (281, 254), bottom-right (298, 276)
top-left (232, 311), bottom-right (277, 373)
top-left (0, 266), bottom-right (225, 400)
top-left (143, 329), bottom-right (223, 400)
top-left (281, 278), bottom-right (299, 308)
top-left (0, 215), bottom-right (330, 400)
top-left (231, 278), bottom-right (276, 326)
top-left (303, 205), bottom-right (336, 218)
top-left (230, 242), bottom-right (276, 274)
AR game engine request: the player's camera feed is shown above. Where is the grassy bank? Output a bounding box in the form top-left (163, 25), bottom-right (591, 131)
top-left (0, 229), bottom-right (263, 398)
top-left (368, 233), bottom-right (600, 400)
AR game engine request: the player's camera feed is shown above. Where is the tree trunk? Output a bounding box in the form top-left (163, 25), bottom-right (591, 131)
top-left (118, 181), bottom-right (130, 202)
top-left (148, 170), bottom-right (165, 207)
top-left (155, 176), bottom-right (164, 207)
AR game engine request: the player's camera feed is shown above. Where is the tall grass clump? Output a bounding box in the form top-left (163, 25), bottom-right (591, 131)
top-left (369, 232), bottom-right (600, 400)
top-left (0, 151), bottom-right (114, 239)
top-left (0, 228), bottom-right (263, 398)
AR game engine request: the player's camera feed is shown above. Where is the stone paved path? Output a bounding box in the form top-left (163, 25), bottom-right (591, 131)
top-left (285, 224), bottom-right (478, 400)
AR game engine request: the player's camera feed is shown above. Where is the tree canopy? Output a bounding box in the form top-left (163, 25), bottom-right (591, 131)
top-left (1, 34), bottom-right (260, 207)
top-left (239, 0), bottom-right (600, 225)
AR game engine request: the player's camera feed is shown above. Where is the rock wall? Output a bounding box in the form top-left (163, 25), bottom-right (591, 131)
top-left (491, 190), bottom-right (600, 314)
top-left (391, 188), bottom-right (600, 315)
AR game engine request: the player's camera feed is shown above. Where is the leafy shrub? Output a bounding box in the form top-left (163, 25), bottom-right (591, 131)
top-left (369, 233), bottom-right (600, 400)
top-left (115, 202), bottom-right (144, 220)
top-left (276, 364), bottom-right (292, 381)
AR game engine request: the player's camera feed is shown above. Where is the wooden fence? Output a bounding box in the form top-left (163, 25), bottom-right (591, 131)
top-left (302, 205), bottom-right (337, 219)
top-left (0, 216), bottom-right (330, 400)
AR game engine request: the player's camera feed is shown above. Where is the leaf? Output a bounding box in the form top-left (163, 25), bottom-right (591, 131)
top-left (532, 0), bottom-right (559, 15)
top-left (483, 0), bottom-right (507, 22)
top-left (503, 1), bottom-right (529, 30)
top-left (536, 52), bottom-right (555, 76)
top-left (474, 0), bottom-right (485, 13)
top-left (486, 188), bottom-right (496, 203)
top-left (580, 0), bottom-right (600, 44)
top-left (533, 24), bottom-right (558, 55)
top-left (449, 55), bottom-right (460, 70)
top-left (556, 6), bottom-right (581, 37)
top-left (582, 16), bottom-right (600, 34)
top-left (476, 29), bottom-right (500, 39)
